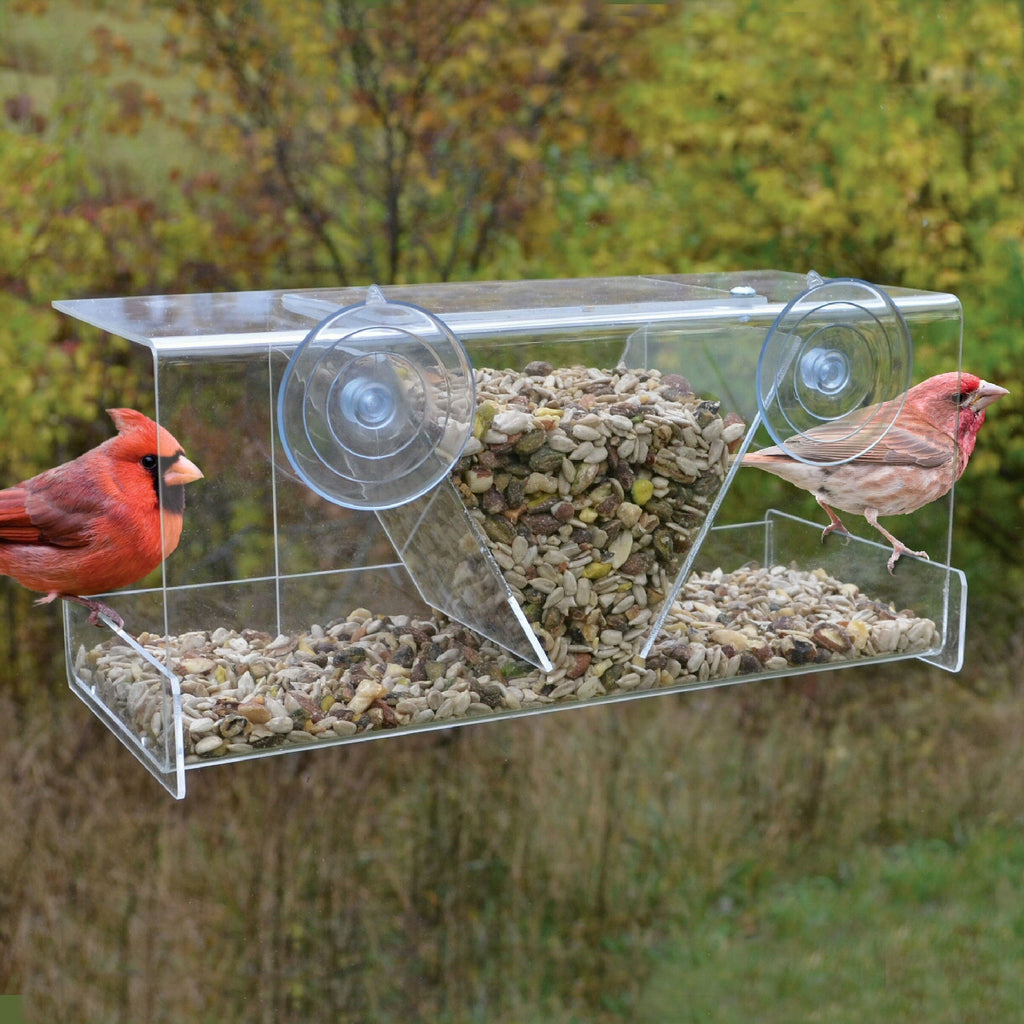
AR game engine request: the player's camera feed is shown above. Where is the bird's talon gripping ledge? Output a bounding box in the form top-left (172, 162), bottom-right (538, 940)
top-left (887, 546), bottom-right (930, 575)
top-left (56, 594), bottom-right (126, 631)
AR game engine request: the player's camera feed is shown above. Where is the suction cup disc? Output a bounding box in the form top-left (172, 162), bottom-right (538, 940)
top-left (278, 292), bottom-right (474, 509)
top-left (757, 278), bottom-right (913, 465)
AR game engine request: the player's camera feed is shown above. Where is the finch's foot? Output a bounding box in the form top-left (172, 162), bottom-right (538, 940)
top-left (862, 509), bottom-right (929, 574)
top-left (886, 542), bottom-right (930, 575)
top-left (817, 501), bottom-right (851, 543)
top-left (39, 592), bottom-right (126, 631)
top-left (820, 520), bottom-right (851, 543)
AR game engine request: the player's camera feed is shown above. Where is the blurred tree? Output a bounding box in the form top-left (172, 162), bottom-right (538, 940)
top-left (156, 0), bottom-right (665, 285)
top-left (0, 127), bottom-right (116, 476)
top-left (580, 3), bottom-right (1024, 293)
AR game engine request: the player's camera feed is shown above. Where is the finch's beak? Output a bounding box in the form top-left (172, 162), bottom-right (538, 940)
top-left (164, 454), bottom-right (204, 486)
top-left (969, 380), bottom-right (1010, 412)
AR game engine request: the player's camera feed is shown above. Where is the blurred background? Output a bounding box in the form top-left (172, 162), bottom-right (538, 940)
top-left (1, 1), bottom-right (1023, 1021)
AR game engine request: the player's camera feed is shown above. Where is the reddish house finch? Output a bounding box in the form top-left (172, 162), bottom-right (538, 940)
top-left (743, 372), bottom-right (1008, 572)
top-left (0, 408), bottom-right (203, 627)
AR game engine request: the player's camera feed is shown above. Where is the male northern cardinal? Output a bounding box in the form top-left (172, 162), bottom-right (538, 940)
top-left (0, 408), bottom-right (203, 627)
top-left (743, 372), bottom-right (1008, 572)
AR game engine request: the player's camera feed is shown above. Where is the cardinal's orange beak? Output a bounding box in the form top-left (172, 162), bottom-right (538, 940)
top-left (163, 454), bottom-right (204, 487)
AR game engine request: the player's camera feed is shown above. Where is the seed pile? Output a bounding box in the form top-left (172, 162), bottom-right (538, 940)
top-left (75, 563), bottom-right (941, 763)
top-left (452, 363), bottom-right (745, 663)
top-left (70, 365), bottom-right (942, 764)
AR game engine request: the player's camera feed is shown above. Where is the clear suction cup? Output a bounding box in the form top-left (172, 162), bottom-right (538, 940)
top-left (757, 277), bottom-right (913, 464)
top-left (278, 287), bottom-right (475, 509)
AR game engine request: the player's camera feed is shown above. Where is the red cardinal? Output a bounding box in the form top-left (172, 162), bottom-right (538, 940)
top-left (0, 408), bottom-right (203, 627)
top-left (743, 372), bottom-right (1008, 572)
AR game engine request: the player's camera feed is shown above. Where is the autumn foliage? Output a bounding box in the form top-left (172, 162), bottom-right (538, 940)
top-left (1, 0), bottom-right (1021, 605)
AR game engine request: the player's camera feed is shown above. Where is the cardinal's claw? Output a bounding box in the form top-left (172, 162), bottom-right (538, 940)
top-left (54, 593), bottom-right (126, 631)
top-left (86, 601), bottom-right (126, 631)
top-left (88, 604), bottom-right (126, 631)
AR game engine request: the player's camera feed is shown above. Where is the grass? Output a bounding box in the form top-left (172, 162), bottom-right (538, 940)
top-left (637, 828), bottom-right (1024, 1023)
top-left (2, 653), bottom-right (1024, 1023)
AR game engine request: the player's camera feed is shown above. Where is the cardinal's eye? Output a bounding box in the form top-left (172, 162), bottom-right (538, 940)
top-left (141, 454), bottom-right (158, 470)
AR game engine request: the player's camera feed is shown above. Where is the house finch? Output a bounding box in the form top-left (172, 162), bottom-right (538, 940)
top-left (0, 408), bottom-right (203, 628)
top-left (742, 372), bottom-right (1008, 572)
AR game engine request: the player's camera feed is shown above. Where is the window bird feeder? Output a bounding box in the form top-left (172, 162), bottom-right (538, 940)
top-left (54, 271), bottom-right (968, 798)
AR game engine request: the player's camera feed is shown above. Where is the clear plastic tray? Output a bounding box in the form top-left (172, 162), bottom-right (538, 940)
top-left (54, 271), bottom-right (967, 797)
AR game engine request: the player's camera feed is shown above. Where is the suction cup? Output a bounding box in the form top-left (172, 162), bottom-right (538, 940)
top-left (757, 277), bottom-right (913, 464)
top-left (278, 287), bottom-right (475, 509)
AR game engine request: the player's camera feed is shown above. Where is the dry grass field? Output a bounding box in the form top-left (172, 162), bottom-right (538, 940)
top-left (3, 624), bottom-right (1024, 1021)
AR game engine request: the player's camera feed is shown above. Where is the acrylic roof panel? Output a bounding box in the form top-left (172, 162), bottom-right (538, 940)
top-left (51, 274), bottom-right (780, 356)
top-left (53, 272), bottom-right (960, 359)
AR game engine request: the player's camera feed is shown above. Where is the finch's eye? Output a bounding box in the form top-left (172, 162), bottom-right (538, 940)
top-left (141, 454), bottom-right (159, 470)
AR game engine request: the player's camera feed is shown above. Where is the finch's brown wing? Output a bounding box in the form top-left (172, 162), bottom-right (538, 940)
top-left (760, 418), bottom-right (952, 468)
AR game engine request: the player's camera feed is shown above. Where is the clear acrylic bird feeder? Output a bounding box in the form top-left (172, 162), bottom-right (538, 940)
top-left (54, 271), bottom-right (968, 797)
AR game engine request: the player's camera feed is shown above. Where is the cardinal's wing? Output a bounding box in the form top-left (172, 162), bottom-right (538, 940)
top-left (0, 468), bottom-right (103, 548)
